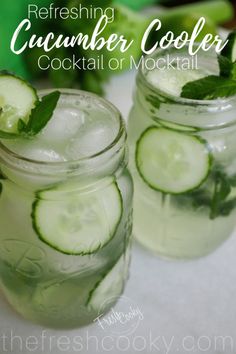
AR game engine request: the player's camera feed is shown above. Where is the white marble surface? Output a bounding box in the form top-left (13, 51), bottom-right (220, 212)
top-left (1, 70), bottom-right (236, 354)
top-left (1, 234), bottom-right (236, 354)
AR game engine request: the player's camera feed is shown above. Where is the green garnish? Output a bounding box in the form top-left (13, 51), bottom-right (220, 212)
top-left (0, 72), bottom-right (60, 139)
top-left (218, 54), bottom-right (236, 79)
top-left (209, 169), bottom-right (232, 219)
top-left (181, 75), bottom-right (236, 100)
top-left (220, 29), bottom-right (236, 62)
top-left (176, 167), bottom-right (236, 219)
top-left (18, 91), bottom-right (60, 136)
top-left (181, 29), bottom-right (236, 100)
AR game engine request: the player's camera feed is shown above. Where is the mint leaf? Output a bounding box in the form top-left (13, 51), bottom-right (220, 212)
top-left (221, 30), bottom-right (236, 63)
top-left (210, 170), bottom-right (231, 219)
top-left (181, 30), bottom-right (236, 100)
top-left (218, 55), bottom-right (236, 80)
top-left (218, 55), bottom-right (233, 77)
top-left (24, 91), bottom-right (60, 135)
top-left (17, 118), bottom-right (27, 133)
top-left (231, 63), bottom-right (236, 80)
top-left (175, 166), bottom-right (236, 219)
top-left (181, 75), bottom-right (236, 100)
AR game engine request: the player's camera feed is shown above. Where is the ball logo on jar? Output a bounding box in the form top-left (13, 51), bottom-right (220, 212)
top-left (0, 239), bottom-right (46, 278)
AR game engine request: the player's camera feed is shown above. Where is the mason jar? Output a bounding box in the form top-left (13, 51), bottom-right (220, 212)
top-left (0, 89), bottom-right (133, 328)
top-left (128, 46), bottom-right (236, 259)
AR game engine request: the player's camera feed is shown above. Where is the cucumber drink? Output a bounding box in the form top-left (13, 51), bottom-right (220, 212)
top-left (0, 83), bottom-right (133, 328)
top-left (128, 44), bottom-right (236, 259)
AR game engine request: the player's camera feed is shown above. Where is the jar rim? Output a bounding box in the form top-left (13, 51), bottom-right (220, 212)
top-left (138, 45), bottom-right (236, 108)
top-left (0, 89), bottom-right (126, 173)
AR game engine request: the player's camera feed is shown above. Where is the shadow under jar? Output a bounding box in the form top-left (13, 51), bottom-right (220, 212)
top-left (0, 89), bottom-right (133, 328)
top-left (128, 46), bottom-right (236, 259)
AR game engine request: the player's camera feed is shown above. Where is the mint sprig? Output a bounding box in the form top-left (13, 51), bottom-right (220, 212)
top-left (181, 30), bottom-right (236, 100)
top-left (176, 167), bottom-right (236, 220)
top-left (181, 75), bottom-right (236, 100)
top-left (209, 170), bottom-right (232, 219)
top-left (218, 55), bottom-right (236, 79)
top-left (18, 91), bottom-right (60, 136)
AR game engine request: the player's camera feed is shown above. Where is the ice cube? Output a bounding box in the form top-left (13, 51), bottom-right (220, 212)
top-left (40, 106), bottom-right (85, 142)
top-left (4, 139), bottom-right (66, 162)
top-left (23, 146), bottom-right (66, 162)
top-left (66, 119), bottom-right (116, 159)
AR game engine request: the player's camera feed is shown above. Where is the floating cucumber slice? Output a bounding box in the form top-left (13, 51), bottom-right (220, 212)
top-left (221, 30), bottom-right (236, 62)
top-left (87, 253), bottom-right (129, 312)
top-left (0, 73), bottom-right (38, 133)
top-left (32, 182), bottom-right (122, 255)
top-left (146, 67), bottom-right (207, 98)
top-left (136, 127), bottom-right (211, 194)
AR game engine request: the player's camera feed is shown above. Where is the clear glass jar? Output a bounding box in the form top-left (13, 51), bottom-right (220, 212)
top-left (128, 46), bottom-right (236, 259)
top-left (0, 90), bottom-right (133, 328)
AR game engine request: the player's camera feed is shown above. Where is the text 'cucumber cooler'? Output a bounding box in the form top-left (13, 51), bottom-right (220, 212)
top-left (0, 89), bottom-right (133, 328)
top-left (128, 46), bottom-right (236, 259)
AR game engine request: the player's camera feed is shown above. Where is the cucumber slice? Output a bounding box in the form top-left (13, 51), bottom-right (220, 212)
top-left (32, 182), bottom-right (122, 255)
top-left (146, 67), bottom-right (207, 98)
top-left (0, 73), bottom-right (38, 133)
top-left (136, 127), bottom-right (211, 194)
top-left (87, 253), bottom-right (129, 312)
top-left (221, 30), bottom-right (236, 62)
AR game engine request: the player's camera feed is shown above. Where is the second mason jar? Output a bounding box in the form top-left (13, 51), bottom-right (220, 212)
top-left (128, 46), bottom-right (236, 259)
